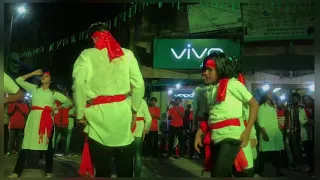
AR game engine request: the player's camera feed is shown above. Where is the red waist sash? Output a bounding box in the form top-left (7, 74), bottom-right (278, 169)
top-left (87, 94), bottom-right (127, 107)
top-left (131, 117), bottom-right (144, 132)
top-left (200, 118), bottom-right (248, 173)
top-left (31, 106), bottom-right (53, 144)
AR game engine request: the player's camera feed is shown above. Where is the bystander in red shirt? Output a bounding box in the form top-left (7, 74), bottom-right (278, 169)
top-left (168, 106), bottom-right (185, 127)
top-left (149, 106), bottom-right (160, 131)
top-left (8, 103), bottom-right (29, 129)
top-left (276, 108), bottom-right (286, 130)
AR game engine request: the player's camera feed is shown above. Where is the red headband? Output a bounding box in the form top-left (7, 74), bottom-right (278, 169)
top-left (91, 31), bottom-right (124, 61)
top-left (43, 72), bottom-right (51, 76)
top-left (205, 59), bottom-right (216, 69)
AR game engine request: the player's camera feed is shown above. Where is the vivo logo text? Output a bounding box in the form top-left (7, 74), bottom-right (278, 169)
top-left (174, 93), bottom-right (194, 98)
top-left (171, 44), bottom-right (224, 60)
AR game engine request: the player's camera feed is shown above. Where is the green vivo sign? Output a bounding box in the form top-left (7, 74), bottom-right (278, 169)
top-left (153, 39), bottom-right (240, 69)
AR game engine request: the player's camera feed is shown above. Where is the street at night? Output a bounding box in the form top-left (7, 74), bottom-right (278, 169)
top-left (4, 2), bottom-right (315, 179)
top-left (4, 154), bottom-right (313, 178)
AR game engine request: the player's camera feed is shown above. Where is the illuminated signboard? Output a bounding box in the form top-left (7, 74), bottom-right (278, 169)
top-left (153, 39), bottom-right (240, 69)
top-left (173, 93), bottom-right (194, 98)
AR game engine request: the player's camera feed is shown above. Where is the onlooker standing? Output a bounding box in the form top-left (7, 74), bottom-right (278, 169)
top-left (257, 90), bottom-right (284, 177)
top-left (7, 101), bottom-right (29, 156)
top-left (300, 95), bottom-right (314, 175)
top-left (287, 93), bottom-right (304, 167)
top-left (167, 97), bottom-right (185, 159)
top-left (145, 97), bottom-right (161, 158)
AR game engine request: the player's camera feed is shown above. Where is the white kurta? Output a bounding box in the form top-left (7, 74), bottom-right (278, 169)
top-left (206, 78), bottom-right (254, 169)
top-left (243, 105), bottom-right (257, 159)
top-left (68, 107), bottom-right (75, 130)
top-left (127, 97), bottom-right (152, 137)
top-left (4, 72), bottom-right (19, 94)
top-left (192, 84), bottom-right (209, 125)
top-left (298, 108), bottom-right (312, 142)
top-left (72, 48), bottom-right (145, 147)
top-left (207, 79), bottom-right (253, 144)
top-left (258, 104), bottom-right (284, 152)
top-left (16, 77), bottom-right (73, 150)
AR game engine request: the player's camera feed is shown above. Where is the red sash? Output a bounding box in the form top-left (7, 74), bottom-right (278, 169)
top-left (304, 107), bottom-right (313, 119)
top-left (79, 94), bottom-right (126, 177)
top-left (78, 135), bottom-right (94, 177)
top-left (200, 118), bottom-right (248, 173)
top-left (31, 106), bottom-right (53, 144)
top-left (131, 117), bottom-right (144, 132)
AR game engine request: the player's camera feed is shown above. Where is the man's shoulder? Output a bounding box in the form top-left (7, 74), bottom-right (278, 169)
top-left (81, 48), bottom-right (97, 55)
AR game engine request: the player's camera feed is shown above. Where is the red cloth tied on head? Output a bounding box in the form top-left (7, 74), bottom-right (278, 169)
top-left (205, 59), bottom-right (216, 69)
top-left (204, 59), bottom-right (229, 102)
top-left (91, 31), bottom-right (124, 61)
top-left (43, 72), bottom-right (51, 76)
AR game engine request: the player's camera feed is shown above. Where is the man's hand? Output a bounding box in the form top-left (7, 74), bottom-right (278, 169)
top-left (78, 117), bottom-right (87, 125)
top-left (194, 129), bottom-right (204, 153)
top-left (250, 139), bottom-right (258, 148)
top-left (239, 130), bottom-right (250, 148)
top-left (32, 69), bottom-right (43, 76)
top-left (143, 129), bottom-right (148, 140)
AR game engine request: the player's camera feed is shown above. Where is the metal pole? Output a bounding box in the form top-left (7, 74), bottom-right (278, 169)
top-left (6, 13), bottom-right (14, 72)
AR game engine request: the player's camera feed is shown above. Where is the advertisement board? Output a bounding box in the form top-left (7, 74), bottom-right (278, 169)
top-left (153, 39), bottom-right (240, 69)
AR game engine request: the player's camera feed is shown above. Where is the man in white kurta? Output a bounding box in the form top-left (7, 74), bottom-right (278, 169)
top-left (127, 97), bottom-right (151, 177)
top-left (257, 103), bottom-right (284, 176)
top-left (4, 72), bottom-right (24, 104)
top-left (72, 25), bottom-right (145, 178)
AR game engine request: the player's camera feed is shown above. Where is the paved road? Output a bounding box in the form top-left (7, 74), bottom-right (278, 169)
top-left (4, 153), bottom-right (313, 178)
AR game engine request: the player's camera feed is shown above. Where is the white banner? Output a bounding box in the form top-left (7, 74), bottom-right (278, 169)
top-left (187, 3), bottom-right (242, 34)
top-left (243, 2), bottom-right (315, 41)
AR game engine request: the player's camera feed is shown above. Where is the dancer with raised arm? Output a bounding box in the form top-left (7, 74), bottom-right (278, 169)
top-left (9, 69), bottom-right (72, 178)
top-left (73, 22), bottom-right (144, 178)
top-left (194, 53), bottom-right (259, 177)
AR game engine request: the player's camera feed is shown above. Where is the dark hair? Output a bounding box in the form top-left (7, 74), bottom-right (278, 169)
top-left (150, 97), bottom-right (157, 101)
top-left (175, 97), bottom-right (182, 102)
top-left (202, 53), bottom-right (240, 80)
top-left (292, 92), bottom-right (301, 99)
top-left (187, 104), bottom-right (192, 108)
top-left (36, 79), bottom-right (57, 92)
top-left (259, 91), bottom-right (275, 107)
top-left (88, 22), bottom-right (109, 37)
top-left (304, 95), bottom-right (313, 101)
